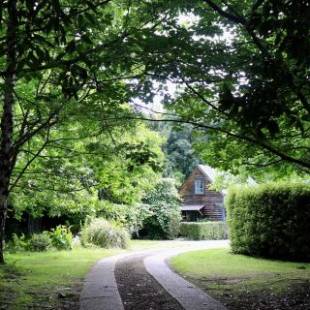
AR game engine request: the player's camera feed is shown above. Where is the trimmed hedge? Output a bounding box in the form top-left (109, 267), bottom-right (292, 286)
top-left (227, 183), bottom-right (310, 261)
top-left (179, 222), bottom-right (228, 240)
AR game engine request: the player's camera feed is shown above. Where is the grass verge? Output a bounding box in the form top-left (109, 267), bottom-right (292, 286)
top-left (0, 240), bottom-right (180, 309)
top-left (170, 248), bottom-right (310, 310)
top-left (0, 247), bottom-right (123, 309)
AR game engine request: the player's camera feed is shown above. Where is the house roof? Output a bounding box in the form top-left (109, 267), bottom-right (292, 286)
top-left (181, 205), bottom-right (204, 211)
top-left (197, 164), bottom-right (217, 182)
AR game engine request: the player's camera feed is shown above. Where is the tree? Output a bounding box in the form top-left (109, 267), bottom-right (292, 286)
top-left (11, 119), bottom-right (164, 232)
top-left (196, 0), bottom-right (310, 173)
top-left (140, 0), bottom-right (310, 173)
top-left (0, 0), bottom-right (128, 263)
top-left (163, 124), bottom-right (201, 181)
top-left (0, 0), bottom-right (187, 263)
top-left (141, 178), bottom-right (181, 239)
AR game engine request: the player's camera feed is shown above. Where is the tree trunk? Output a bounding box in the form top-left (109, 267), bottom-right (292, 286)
top-left (0, 0), bottom-right (17, 264)
top-left (0, 196), bottom-right (9, 264)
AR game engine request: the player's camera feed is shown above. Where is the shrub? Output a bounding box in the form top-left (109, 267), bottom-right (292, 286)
top-left (141, 203), bottom-right (181, 240)
top-left (227, 183), bottom-right (310, 261)
top-left (81, 218), bottom-right (129, 249)
top-left (6, 233), bottom-right (29, 252)
top-left (50, 225), bottom-right (73, 250)
top-left (29, 232), bottom-right (52, 252)
top-left (179, 222), bottom-right (228, 240)
top-left (141, 178), bottom-right (181, 239)
top-left (96, 201), bottom-right (151, 237)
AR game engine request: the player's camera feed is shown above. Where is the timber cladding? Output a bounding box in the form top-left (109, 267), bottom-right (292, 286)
top-left (180, 167), bottom-right (223, 206)
top-left (179, 166), bottom-right (224, 221)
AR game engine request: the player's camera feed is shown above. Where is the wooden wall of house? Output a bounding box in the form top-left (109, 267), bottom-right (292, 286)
top-left (179, 167), bottom-right (224, 210)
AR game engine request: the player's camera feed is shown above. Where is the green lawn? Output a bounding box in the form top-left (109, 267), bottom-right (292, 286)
top-left (4, 243), bottom-right (309, 309)
top-left (0, 240), bottom-right (178, 309)
top-left (170, 249), bottom-right (310, 309)
top-left (0, 247), bottom-right (124, 309)
top-left (129, 239), bottom-right (194, 251)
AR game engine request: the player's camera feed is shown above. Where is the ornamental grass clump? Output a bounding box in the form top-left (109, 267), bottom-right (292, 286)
top-left (29, 232), bottom-right (52, 252)
top-left (81, 218), bottom-right (129, 249)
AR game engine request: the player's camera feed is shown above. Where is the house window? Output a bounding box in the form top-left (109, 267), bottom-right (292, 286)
top-left (194, 179), bottom-right (204, 194)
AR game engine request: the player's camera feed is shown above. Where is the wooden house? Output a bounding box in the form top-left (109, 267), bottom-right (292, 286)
top-left (179, 165), bottom-right (225, 222)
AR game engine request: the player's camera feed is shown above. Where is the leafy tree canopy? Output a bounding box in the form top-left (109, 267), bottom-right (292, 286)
top-left (11, 116), bottom-right (164, 220)
top-left (143, 0), bottom-right (310, 174)
top-left (162, 124), bottom-right (201, 181)
top-left (0, 0), bottom-right (189, 262)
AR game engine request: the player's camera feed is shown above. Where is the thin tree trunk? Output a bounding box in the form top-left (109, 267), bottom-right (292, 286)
top-left (0, 0), bottom-right (17, 264)
top-left (0, 197), bottom-right (9, 264)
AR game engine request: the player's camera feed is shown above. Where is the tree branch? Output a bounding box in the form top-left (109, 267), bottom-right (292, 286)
top-left (120, 114), bottom-right (310, 170)
top-left (203, 0), bottom-right (246, 24)
top-left (203, 0), bottom-right (310, 115)
top-left (9, 130), bottom-right (50, 192)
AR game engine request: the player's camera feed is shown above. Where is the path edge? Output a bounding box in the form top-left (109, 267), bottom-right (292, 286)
top-left (144, 242), bottom-right (228, 310)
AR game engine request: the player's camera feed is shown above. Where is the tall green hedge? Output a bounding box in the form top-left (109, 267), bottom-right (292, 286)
top-left (179, 222), bottom-right (228, 240)
top-left (226, 183), bottom-right (310, 261)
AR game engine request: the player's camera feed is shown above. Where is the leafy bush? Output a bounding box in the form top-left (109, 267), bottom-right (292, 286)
top-left (227, 183), bottom-right (310, 261)
top-left (50, 225), bottom-right (73, 250)
top-left (81, 218), bottom-right (129, 249)
top-left (141, 178), bottom-right (181, 239)
top-left (179, 222), bottom-right (228, 240)
top-left (96, 201), bottom-right (151, 237)
top-left (29, 232), bottom-right (52, 252)
top-left (6, 233), bottom-right (29, 252)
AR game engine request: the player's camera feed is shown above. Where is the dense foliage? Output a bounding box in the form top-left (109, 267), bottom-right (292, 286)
top-left (28, 233), bottom-right (52, 252)
top-left (8, 121), bottom-right (164, 231)
top-left (162, 124), bottom-right (201, 181)
top-left (81, 218), bottom-right (129, 249)
top-left (95, 178), bottom-right (182, 240)
top-left (227, 183), bottom-right (310, 261)
top-left (96, 201), bottom-right (151, 237)
top-left (49, 225), bottom-right (73, 250)
top-left (147, 0), bottom-right (310, 174)
top-left (6, 225), bottom-right (73, 252)
top-left (179, 222), bottom-right (228, 240)
top-left (0, 0), bottom-right (191, 262)
top-left (6, 233), bottom-right (30, 252)
top-left (141, 178), bottom-right (181, 239)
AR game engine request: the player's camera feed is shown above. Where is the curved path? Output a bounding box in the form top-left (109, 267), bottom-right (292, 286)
top-left (116, 254), bottom-right (183, 310)
top-left (80, 240), bottom-right (229, 310)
